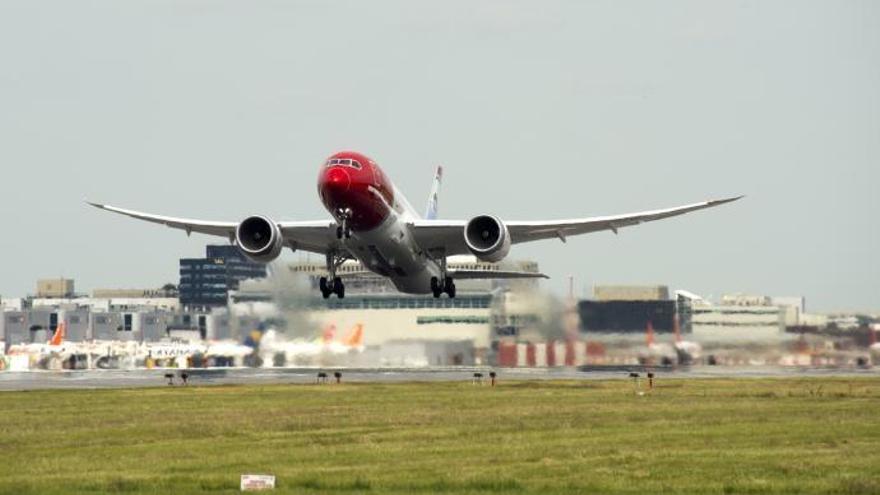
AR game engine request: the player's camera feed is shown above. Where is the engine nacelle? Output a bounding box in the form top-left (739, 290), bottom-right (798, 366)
top-left (235, 215), bottom-right (283, 263)
top-left (464, 215), bottom-right (511, 263)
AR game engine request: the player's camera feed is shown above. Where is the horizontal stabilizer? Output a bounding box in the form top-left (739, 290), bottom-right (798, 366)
top-left (449, 270), bottom-right (549, 280)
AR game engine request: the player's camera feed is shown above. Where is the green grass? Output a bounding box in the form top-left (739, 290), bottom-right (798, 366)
top-left (1, 378), bottom-right (879, 494)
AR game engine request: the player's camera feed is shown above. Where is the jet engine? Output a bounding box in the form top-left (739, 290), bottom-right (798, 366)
top-left (464, 215), bottom-right (511, 262)
top-left (235, 215), bottom-right (283, 263)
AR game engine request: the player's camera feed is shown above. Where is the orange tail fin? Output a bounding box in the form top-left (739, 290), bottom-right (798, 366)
top-left (49, 322), bottom-right (65, 346)
top-left (673, 314), bottom-right (682, 344)
top-left (646, 321), bottom-right (655, 347)
top-left (342, 324), bottom-right (363, 347)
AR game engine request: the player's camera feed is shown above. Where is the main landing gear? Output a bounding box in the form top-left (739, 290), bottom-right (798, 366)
top-left (319, 276), bottom-right (345, 299)
top-left (321, 250), bottom-right (347, 299)
top-left (431, 276), bottom-right (456, 298)
top-left (430, 252), bottom-right (455, 298)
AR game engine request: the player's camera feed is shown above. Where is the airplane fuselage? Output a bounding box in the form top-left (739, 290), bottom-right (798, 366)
top-left (317, 151), bottom-right (441, 293)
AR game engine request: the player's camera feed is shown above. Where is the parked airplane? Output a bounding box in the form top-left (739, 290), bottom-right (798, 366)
top-left (259, 323), bottom-right (365, 366)
top-left (7, 322), bottom-right (72, 357)
top-left (672, 315), bottom-right (702, 365)
top-left (89, 151), bottom-right (741, 299)
top-left (638, 321), bottom-right (677, 366)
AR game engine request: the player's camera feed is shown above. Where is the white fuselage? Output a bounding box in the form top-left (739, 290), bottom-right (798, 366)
top-left (339, 186), bottom-right (441, 294)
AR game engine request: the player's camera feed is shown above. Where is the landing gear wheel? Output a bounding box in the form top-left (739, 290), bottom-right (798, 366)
top-left (430, 277), bottom-right (442, 298)
top-left (333, 277), bottom-right (345, 298)
top-left (444, 277), bottom-right (456, 298)
top-left (319, 277), bottom-right (332, 299)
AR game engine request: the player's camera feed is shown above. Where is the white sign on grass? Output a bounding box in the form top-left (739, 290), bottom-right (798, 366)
top-left (241, 474), bottom-right (275, 491)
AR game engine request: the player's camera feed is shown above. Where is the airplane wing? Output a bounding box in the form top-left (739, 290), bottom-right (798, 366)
top-left (86, 202), bottom-right (338, 255)
top-left (410, 196), bottom-right (743, 256)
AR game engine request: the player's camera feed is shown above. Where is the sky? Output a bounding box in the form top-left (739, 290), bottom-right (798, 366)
top-left (0, 1), bottom-right (877, 312)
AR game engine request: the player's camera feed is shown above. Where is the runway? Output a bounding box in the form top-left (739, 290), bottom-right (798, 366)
top-left (0, 366), bottom-right (876, 391)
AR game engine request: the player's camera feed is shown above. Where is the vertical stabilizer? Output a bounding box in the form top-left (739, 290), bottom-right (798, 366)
top-left (49, 322), bottom-right (65, 346)
top-left (343, 324), bottom-right (364, 347)
top-left (424, 166), bottom-right (443, 220)
top-left (646, 321), bottom-right (655, 347)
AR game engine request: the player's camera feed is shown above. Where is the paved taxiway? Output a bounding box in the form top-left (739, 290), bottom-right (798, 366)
top-left (1, 366), bottom-right (876, 391)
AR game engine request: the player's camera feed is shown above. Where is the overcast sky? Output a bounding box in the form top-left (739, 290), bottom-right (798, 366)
top-left (0, 1), bottom-right (877, 311)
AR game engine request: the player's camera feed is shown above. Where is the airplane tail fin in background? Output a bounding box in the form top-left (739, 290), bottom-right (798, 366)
top-left (342, 323), bottom-right (364, 347)
top-left (49, 322), bottom-right (65, 346)
top-left (424, 166), bottom-right (443, 220)
top-left (646, 321), bottom-right (655, 347)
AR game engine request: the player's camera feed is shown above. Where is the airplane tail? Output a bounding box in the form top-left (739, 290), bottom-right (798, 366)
top-left (646, 321), bottom-right (655, 347)
top-left (322, 324), bottom-right (337, 344)
top-left (243, 328), bottom-right (264, 349)
top-left (342, 324), bottom-right (364, 347)
top-left (673, 314), bottom-right (682, 344)
top-left (424, 166), bottom-right (443, 220)
top-left (49, 322), bottom-right (66, 346)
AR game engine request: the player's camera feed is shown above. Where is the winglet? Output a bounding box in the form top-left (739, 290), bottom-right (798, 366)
top-left (710, 195), bottom-right (745, 206)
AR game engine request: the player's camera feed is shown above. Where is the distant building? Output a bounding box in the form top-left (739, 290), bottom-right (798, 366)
top-left (593, 285), bottom-right (669, 302)
top-left (231, 256), bottom-right (547, 365)
top-left (179, 245), bottom-right (267, 310)
top-left (286, 255), bottom-right (542, 294)
top-left (92, 286), bottom-right (178, 299)
top-left (578, 300), bottom-right (677, 333)
top-left (678, 292), bottom-right (785, 342)
top-left (771, 296), bottom-right (806, 326)
top-left (577, 285), bottom-right (676, 333)
top-left (36, 278), bottom-right (75, 298)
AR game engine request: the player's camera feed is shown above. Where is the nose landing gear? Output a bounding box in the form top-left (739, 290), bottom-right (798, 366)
top-left (335, 209), bottom-right (352, 239)
top-left (335, 225), bottom-right (351, 240)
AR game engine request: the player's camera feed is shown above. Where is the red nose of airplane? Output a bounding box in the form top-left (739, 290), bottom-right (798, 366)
top-left (323, 166), bottom-right (351, 194)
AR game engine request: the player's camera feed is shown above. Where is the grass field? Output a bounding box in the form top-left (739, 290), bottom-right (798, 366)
top-left (1, 378), bottom-right (879, 494)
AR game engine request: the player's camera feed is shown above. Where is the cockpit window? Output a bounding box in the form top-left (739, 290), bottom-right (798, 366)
top-left (325, 158), bottom-right (362, 169)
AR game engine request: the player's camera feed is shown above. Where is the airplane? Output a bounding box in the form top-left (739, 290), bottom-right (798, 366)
top-left (88, 151), bottom-right (742, 299)
top-left (866, 324), bottom-right (879, 366)
top-left (258, 323), bottom-right (365, 366)
top-left (638, 321), bottom-right (677, 366)
top-left (672, 315), bottom-right (702, 365)
top-left (138, 341), bottom-right (207, 368)
top-left (7, 322), bottom-right (72, 357)
top-left (5, 322), bottom-right (96, 369)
